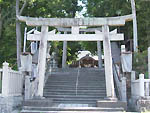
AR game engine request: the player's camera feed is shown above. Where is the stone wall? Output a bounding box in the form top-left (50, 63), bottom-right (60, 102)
top-left (136, 98), bottom-right (150, 112)
top-left (0, 96), bottom-right (23, 113)
top-left (129, 97), bottom-right (150, 112)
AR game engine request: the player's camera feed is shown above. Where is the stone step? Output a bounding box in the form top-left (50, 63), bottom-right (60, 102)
top-left (44, 89), bottom-right (106, 92)
top-left (21, 107), bottom-right (124, 112)
top-left (49, 98), bottom-right (103, 102)
top-left (43, 89), bottom-right (106, 93)
top-left (51, 71), bottom-right (105, 73)
top-left (45, 84), bottom-right (105, 87)
top-left (44, 87), bottom-right (106, 90)
top-left (45, 84), bottom-right (106, 87)
top-left (44, 84), bottom-right (105, 88)
top-left (53, 101), bottom-right (97, 105)
top-left (46, 80), bottom-right (105, 82)
top-left (47, 79), bottom-right (105, 82)
top-left (45, 82), bottom-right (106, 85)
top-left (46, 80), bottom-right (105, 83)
top-left (44, 93), bottom-right (106, 97)
top-left (51, 68), bottom-right (104, 71)
top-left (97, 100), bottom-right (127, 111)
top-left (23, 99), bottom-right (53, 107)
top-left (48, 77), bottom-right (105, 79)
top-left (43, 95), bottom-right (106, 99)
top-left (49, 73), bottom-right (104, 75)
top-left (48, 76), bottom-right (105, 79)
top-left (44, 92), bottom-right (106, 96)
top-left (50, 73), bottom-right (105, 75)
top-left (49, 72), bottom-right (104, 74)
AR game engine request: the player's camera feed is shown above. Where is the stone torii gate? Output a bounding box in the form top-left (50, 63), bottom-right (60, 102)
top-left (17, 14), bottom-right (133, 98)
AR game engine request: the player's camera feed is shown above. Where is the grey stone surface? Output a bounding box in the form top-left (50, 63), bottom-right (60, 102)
top-left (12, 110), bottom-right (20, 113)
top-left (23, 99), bottom-right (53, 107)
top-left (129, 97), bottom-right (150, 112)
top-left (136, 98), bottom-right (150, 112)
top-left (0, 96), bottom-right (23, 113)
top-left (97, 100), bottom-right (127, 111)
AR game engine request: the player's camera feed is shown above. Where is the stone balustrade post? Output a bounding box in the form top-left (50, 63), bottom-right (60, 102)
top-left (131, 71), bottom-right (135, 98)
top-left (121, 45), bottom-right (126, 53)
top-left (139, 74), bottom-right (145, 97)
top-left (25, 76), bottom-right (31, 100)
top-left (148, 47), bottom-right (150, 79)
top-left (131, 71), bottom-right (135, 81)
top-left (145, 82), bottom-right (150, 98)
top-left (121, 77), bottom-right (127, 102)
top-left (2, 62), bottom-right (9, 97)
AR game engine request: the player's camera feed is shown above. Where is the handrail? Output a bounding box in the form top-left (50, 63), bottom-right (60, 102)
top-left (112, 58), bottom-right (122, 100)
top-left (31, 78), bottom-right (39, 98)
top-left (112, 58), bottom-right (121, 82)
top-left (44, 58), bottom-right (51, 85)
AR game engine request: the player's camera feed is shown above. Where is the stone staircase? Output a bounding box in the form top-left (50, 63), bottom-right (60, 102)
top-left (21, 68), bottom-right (126, 112)
top-left (44, 68), bottom-right (106, 106)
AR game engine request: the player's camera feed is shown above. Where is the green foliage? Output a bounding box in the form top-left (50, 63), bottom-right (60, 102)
top-left (0, 0), bottom-right (16, 67)
top-left (80, 42), bottom-right (97, 55)
top-left (67, 42), bottom-right (82, 62)
top-left (50, 41), bottom-right (81, 67)
top-left (1, 0), bottom-right (150, 68)
top-left (133, 51), bottom-right (148, 78)
top-left (23, 0), bottom-right (82, 18)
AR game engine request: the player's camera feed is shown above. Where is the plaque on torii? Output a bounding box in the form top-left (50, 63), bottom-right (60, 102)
top-left (17, 15), bottom-right (133, 98)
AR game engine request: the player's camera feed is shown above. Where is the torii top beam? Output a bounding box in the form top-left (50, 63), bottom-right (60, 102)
top-left (17, 14), bottom-right (133, 27)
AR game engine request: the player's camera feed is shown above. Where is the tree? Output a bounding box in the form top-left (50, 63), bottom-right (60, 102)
top-left (0, 0), bottom-right (16, 67)
top-left (16, 0), bottom-right (27, 68)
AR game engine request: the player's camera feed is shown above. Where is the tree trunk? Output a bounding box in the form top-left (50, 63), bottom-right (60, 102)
top-left (16, 21), bottom-right (22, 68)
top-left (131, 0), bottom-right (138, 52)
top-left (16, 0), bottom-right (22, 68)
top-left (16, 0), bottom-right (27, 68)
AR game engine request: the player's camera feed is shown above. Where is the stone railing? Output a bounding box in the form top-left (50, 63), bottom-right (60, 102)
top-left (113, 63), bottom-right (127, 102)
top-left (131, 71), bottom-right (150, 99)
top-left (1, 62), bottom-right (23, 97)
top-left (25, 76), bottom-right (39, 99)
top-left (24, 59), bottom-right (51, 100)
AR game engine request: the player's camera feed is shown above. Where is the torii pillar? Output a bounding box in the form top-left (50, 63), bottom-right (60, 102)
top-left (37, 26), bottom-right (48, 97)
top-left (62, 32), bottom-right (67, 68)
top-left (97, 41), bottom-right (102, 68)
top-left (102, 25), bottom-right (115, 98)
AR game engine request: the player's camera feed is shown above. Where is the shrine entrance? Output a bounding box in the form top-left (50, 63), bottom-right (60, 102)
top-left (18, 15), bottom-right (133, 99)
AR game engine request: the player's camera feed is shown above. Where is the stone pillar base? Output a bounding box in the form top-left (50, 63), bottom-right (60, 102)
top-left (104, 97), bottom-right (118, 101)
top-left (97, 99), bottom-right (127, 111)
